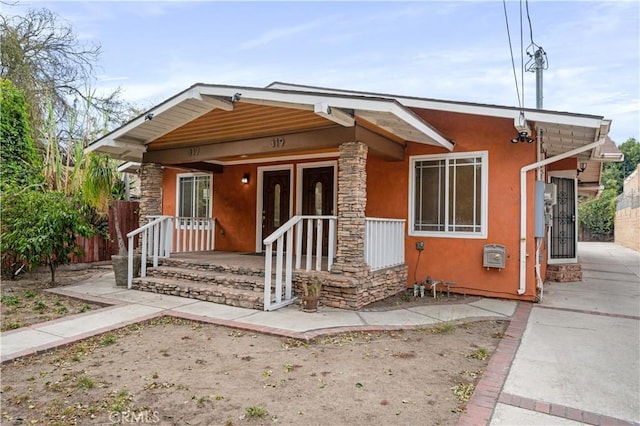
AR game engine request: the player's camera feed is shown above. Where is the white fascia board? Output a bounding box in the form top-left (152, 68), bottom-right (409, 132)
top-left (267, 83), bottom-right (606, 130)
top-left (400, 97), bottom-right (604, 129)
top-left (199, 85), bottom-right (453, 150)
top-left (86, 138), bottom-right (147, 154)
top-left (93, 86), bottom-right (231, 146)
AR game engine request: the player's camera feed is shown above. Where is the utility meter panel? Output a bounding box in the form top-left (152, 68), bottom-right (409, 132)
top-left (483, 244), bottom-right (506, 270)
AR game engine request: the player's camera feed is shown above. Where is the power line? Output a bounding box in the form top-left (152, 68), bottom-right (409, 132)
top-left (503, 0), bottom-right (522, 108)
top-left (520, 0), bottom-right (525, 108)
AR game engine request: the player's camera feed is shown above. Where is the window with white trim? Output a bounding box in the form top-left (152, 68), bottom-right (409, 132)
top-left (409, 152), bottom-right (488, 238)
top-left (177, 173), bottom-right (211, 218)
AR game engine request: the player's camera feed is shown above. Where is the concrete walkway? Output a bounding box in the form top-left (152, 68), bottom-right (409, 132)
top-left (460, 242), bottom-right (640, 426)
top-left (1, 270), bottom-right (517, 363)
top-left (2, 242), bottom-right (638, 426)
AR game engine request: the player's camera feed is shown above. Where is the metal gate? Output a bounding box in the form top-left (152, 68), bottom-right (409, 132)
top-left (550, 177), bottom-right (576, 260)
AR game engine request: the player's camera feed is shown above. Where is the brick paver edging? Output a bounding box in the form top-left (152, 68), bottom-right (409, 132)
top-left (458, 301), bottom-right (532, 426)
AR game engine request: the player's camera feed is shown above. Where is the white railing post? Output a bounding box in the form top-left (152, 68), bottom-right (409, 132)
top-left (315, 219), bottom-right (323, 271)
top-left (328, 218), bottom-right (336, 271)
top-left (264, 243), bottom-right (272, 311)
top-left (263, 215), bottom-right (337, 311)
top-left (127, 236), bottom-right (134, 289)
top-left (141, 229), bottom-right (148, 278)
top-left (285, 228), bottom-right (293, 300)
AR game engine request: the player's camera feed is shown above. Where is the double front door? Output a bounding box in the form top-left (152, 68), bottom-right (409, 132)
top-left (261, 166), bottom-right (334, 253)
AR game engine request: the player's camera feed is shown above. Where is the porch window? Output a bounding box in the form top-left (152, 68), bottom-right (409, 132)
top-left (177, 173), bottom-right (211, 219)
top-left (409, 152), bottom-right (488, 238)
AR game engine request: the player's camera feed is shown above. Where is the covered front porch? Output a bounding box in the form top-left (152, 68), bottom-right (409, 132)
top-left (89, 84), bottom-right (455, 310)
top-left (127, 211), bottom-right (407, 311)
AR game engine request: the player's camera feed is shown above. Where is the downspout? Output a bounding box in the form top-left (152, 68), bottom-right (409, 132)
top-left (518, 137), bottom-right (607, 295)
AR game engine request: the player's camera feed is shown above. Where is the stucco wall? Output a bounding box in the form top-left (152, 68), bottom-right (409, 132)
top-left (367, 111), bottom-right (539, 301)
top-left (160, 110), bottom-right (542, 301)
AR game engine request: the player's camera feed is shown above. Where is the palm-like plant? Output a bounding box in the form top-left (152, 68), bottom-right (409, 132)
top-left (82, 154), bottom-right (127, 256)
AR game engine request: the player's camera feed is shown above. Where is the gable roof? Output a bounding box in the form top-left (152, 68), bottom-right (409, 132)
top-left (87, 81), bottom-right (616, 164)
top-left (268, 82), bottom-right (616, 162)
top-left (87, 83), bottom-right (453, 162)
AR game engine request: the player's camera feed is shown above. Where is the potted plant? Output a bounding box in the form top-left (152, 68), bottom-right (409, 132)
top-left (300, 276), bottom-right (322, 312)
top-left (83, 154), bottom-right (140, 286)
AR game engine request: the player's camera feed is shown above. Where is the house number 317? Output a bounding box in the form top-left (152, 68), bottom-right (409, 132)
top-left (271, 137), bottom-right (285, 148)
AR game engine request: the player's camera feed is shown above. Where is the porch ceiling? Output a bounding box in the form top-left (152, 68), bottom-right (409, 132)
top-left (87, 84), bottom-right (454, 163)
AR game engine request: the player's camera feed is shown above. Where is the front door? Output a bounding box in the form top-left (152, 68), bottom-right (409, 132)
top-left (301, 166), bottom-right (334, 254)
top-left (262, 170), bottom-right (291, 248)
top-left (550, 176), bottom-right (577, 261)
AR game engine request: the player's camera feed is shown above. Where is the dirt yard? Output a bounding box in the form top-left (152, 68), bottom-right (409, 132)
top-left (1, 267), bottom-right (105, 331)
top-left (1, 316), bottom-right (506, 425)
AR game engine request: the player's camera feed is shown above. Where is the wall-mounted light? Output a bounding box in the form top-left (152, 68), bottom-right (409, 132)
top-left (241, 173), bottom-right (250, 184)
top-left (577, 162), bottom-right (587, 176)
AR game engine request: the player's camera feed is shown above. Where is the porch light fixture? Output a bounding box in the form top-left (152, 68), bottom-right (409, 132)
top-left (577, 162), bottom-right (587, 176)
top-left (241, 173), bottom-right (250, 184)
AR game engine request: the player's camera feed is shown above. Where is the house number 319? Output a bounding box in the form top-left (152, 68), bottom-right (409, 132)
top-left (271, 137), bottom-right (285, 148)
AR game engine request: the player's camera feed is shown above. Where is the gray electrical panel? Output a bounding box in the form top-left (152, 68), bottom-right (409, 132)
top-left (483, 244), bottom-right (506, 270)
top-left (535, 181), bottom-right (546, 237)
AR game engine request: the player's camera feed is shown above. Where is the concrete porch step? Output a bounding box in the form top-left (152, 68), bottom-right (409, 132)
top-left (147, 266), bottom-right (265, 293)
top-left (161, 257), bottom-right (265, 277)
top-left (132, 276), bottom-right (265, 310)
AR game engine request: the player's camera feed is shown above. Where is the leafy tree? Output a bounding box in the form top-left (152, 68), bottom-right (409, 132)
top-left (602, 137), bottom-right (640, 195)
top-left (578, 189), bottom-right (617, 238)
top-left (0, 78), bottom-right (42, 188)
top-left (1, 8), bottom-right (138, 192)
top-left (82, 154), bottom-right (127, 256)
top-left (1, 186), bottom-right (93, 283)
top-left (578, 137), bottom-right (639, 238)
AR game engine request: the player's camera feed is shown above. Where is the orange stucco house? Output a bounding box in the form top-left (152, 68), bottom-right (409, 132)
top-left (88, 82), bottom-right (621, 311)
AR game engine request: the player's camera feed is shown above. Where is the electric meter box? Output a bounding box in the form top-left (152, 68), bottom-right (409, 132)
top-left (483, 244), bottom-right (506, 270)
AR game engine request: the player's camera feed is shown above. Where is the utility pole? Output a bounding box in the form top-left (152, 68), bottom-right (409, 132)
top-left (527, 46), bottom-right (548, 109)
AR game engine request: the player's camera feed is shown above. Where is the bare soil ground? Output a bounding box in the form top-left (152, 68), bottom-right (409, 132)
top-left (1, 317), bottom-right (506, 426)
top-left (1, 267), bottom-right (105, 331)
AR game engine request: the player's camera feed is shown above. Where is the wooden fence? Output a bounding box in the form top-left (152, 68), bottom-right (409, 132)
top-left (73, 201), bottom-right (140, 263)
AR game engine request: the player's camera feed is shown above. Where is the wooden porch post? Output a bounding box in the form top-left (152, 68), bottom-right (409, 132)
top-left (139, 162), bottom-right (163, 225)
top-left (332, 141), bottom-right (368, 277)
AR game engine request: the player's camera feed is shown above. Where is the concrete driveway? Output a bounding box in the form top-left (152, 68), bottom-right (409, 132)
top-left (491, 242), bottom-right (640, 425)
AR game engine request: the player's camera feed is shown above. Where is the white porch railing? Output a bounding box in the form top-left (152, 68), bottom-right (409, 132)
top-left (365, 217), bottom-right (406, 271)
top-left (173, 217), bottom-right (216, 253)
top-left (263, 215), bottom-right (337, 311)
top-left (126, 216), bottom-right (216, 288)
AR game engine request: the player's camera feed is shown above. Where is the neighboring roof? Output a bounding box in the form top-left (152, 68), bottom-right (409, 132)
top-left (88, 81), bottom-right (614, 164)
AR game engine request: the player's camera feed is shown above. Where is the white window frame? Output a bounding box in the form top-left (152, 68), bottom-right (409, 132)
top-left (408, 151), bottom-right (488, 239)
top-left (175, 172), bottom-right (212, 226)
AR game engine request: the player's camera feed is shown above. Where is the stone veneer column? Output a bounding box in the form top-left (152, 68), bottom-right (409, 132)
top-left (332, 141), bottom-right (368, 277)
top-left (138, 162), bottom-right (163, 224)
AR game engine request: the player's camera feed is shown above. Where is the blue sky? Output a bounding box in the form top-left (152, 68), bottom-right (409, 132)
top-left (10, 1), bottom-right (640, 143)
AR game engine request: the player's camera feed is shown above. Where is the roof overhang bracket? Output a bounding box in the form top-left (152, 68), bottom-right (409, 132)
top-left (314, 102), bottom-right (355, 127)
top-left (189, 92), bottom-right (234, 111)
